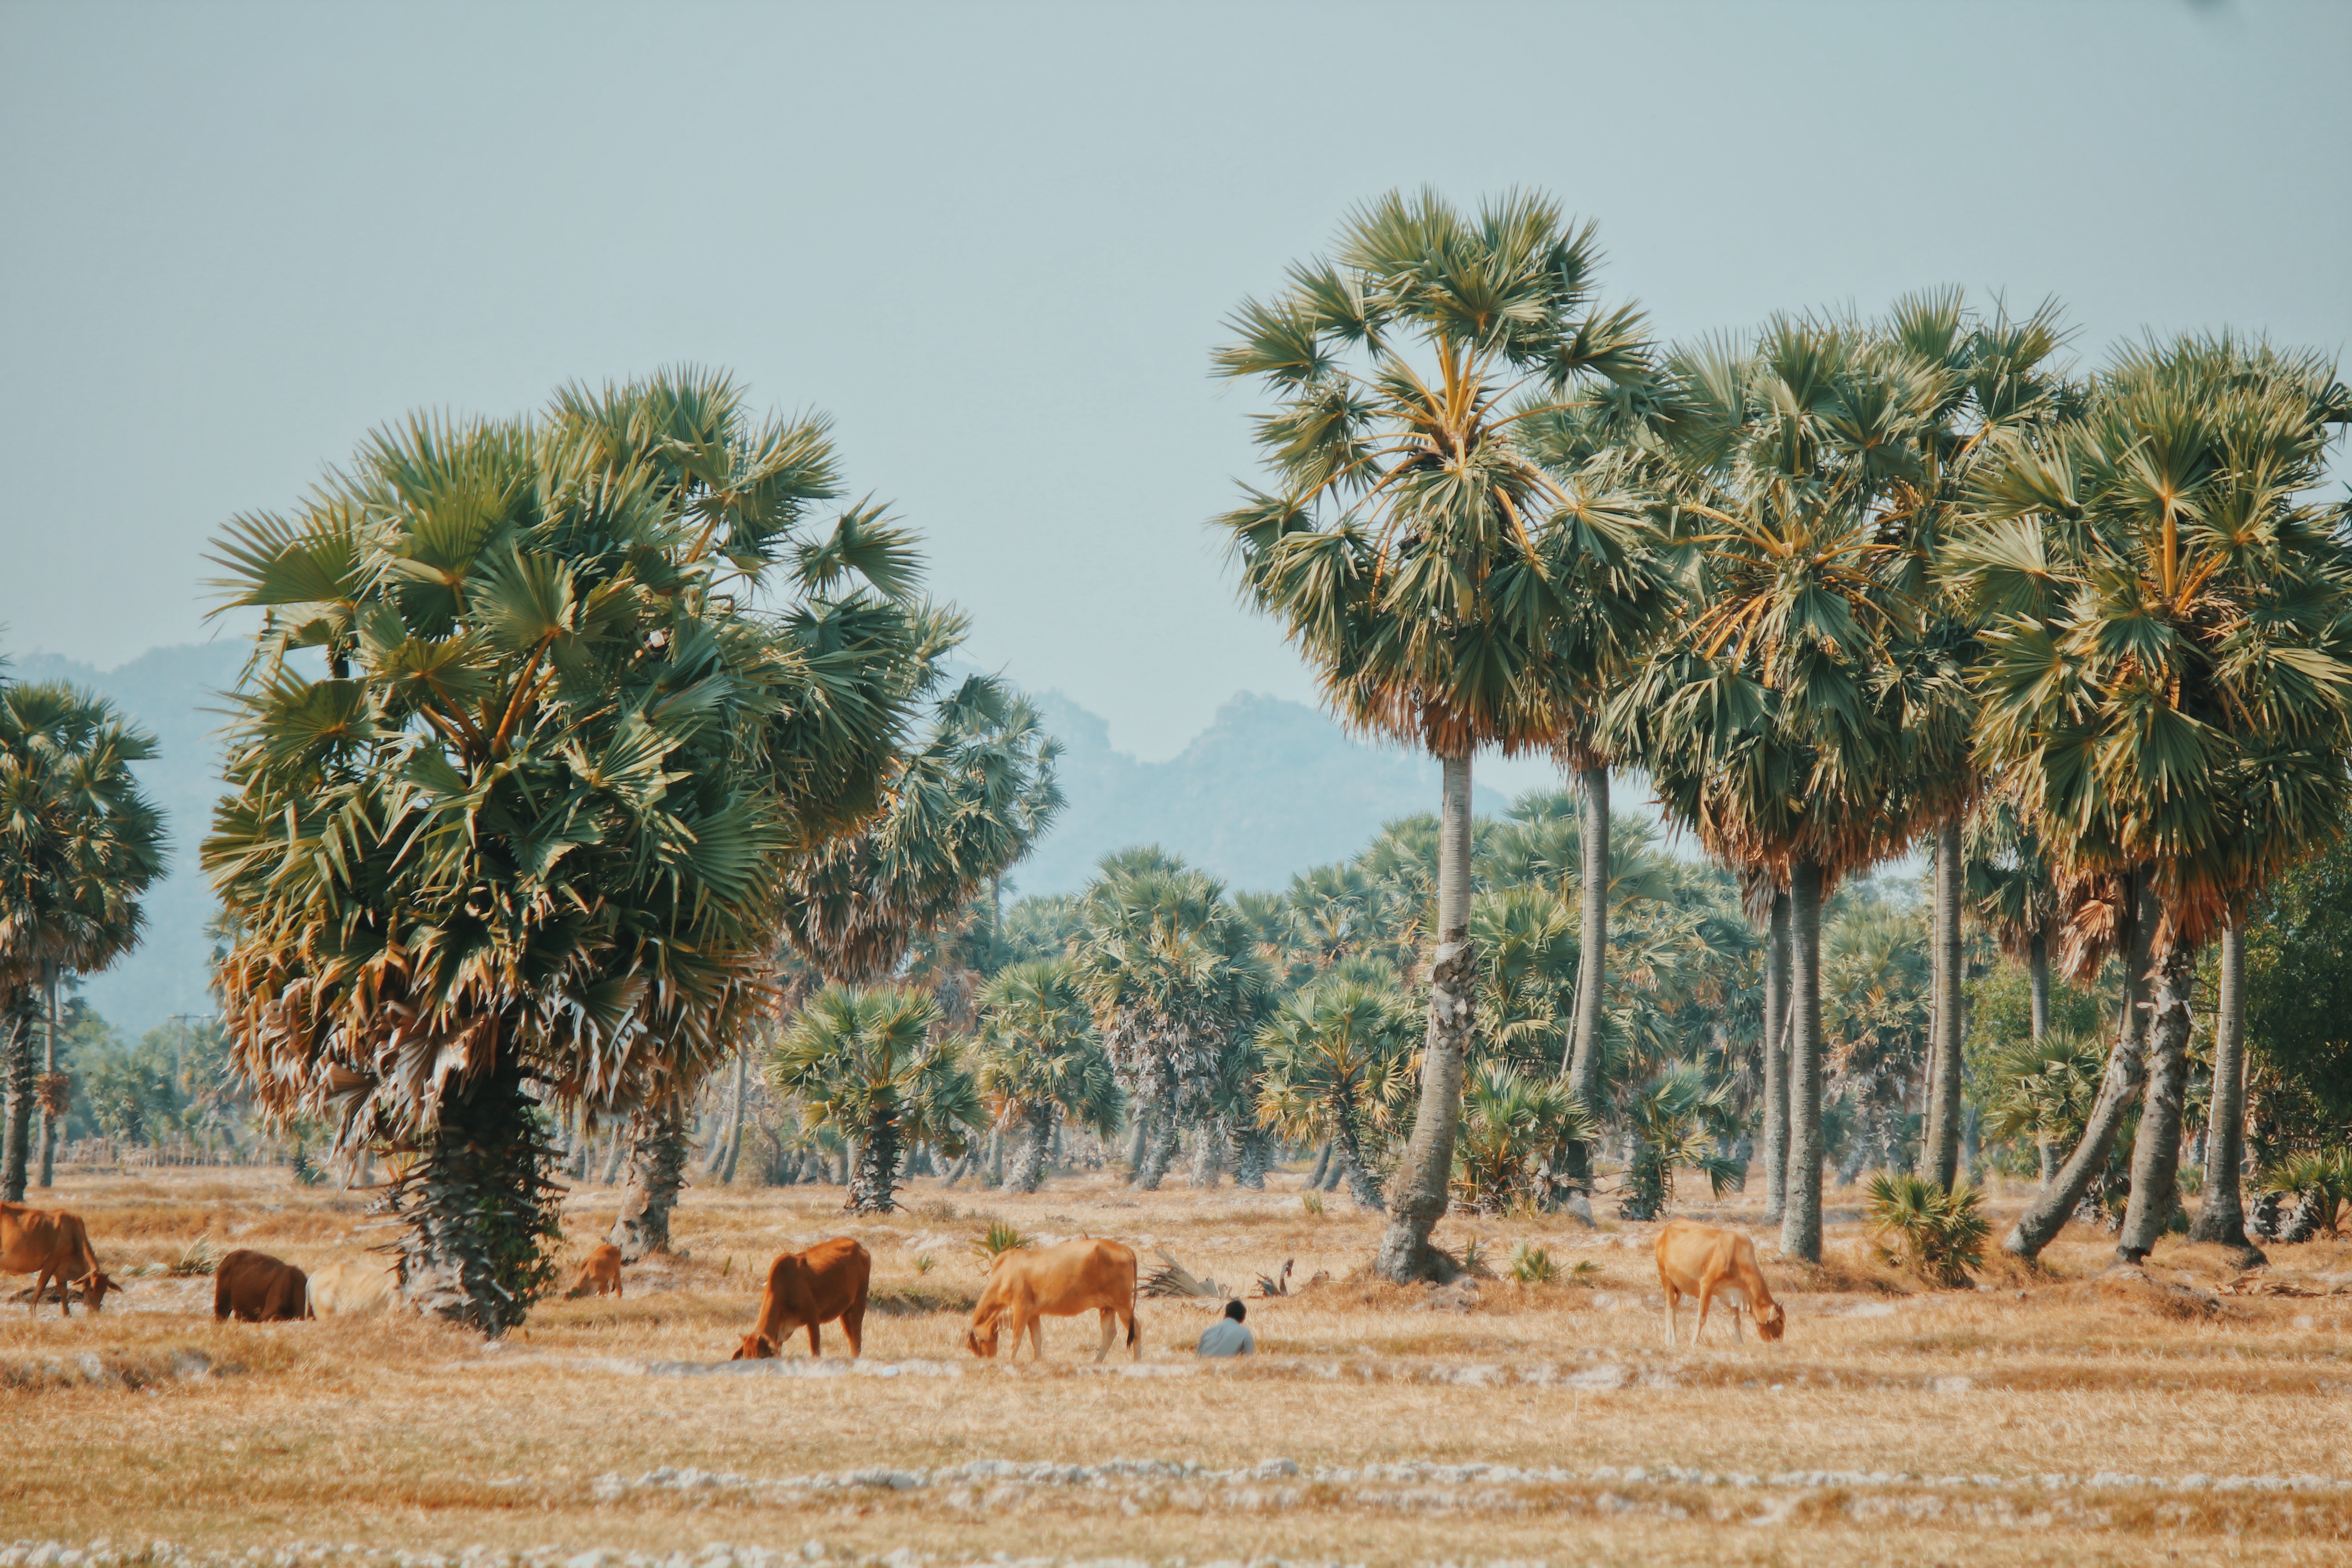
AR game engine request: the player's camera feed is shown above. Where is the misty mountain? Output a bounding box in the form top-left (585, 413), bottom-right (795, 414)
top-left (6, 643), bottom-right (1509, 1034)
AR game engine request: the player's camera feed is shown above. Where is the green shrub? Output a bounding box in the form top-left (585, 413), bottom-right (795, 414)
top-left (1509, 1244), bottom-right (1558, 1285)
top-left (1300, 1192), bottom-right (1324, 1217)
top-left (973, 1219), bottom-right (1029, 1261)
top-left (2263, 1151), bottom-right (2352, 1239)
top-left (1866, 1173), bottom-right (1989, 1288)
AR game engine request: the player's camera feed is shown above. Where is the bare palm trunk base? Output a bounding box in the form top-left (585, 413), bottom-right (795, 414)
top-left (2118, 941), bottom-right (2197, 1263)
top-left (36, 962), bottom-right (60, 1191)
top-left (1558, 764), bottom-right (1611, 1223)
top-left (2187, 919), bottom-right (2263, 1264)
top-left (1779, 862), bottom-right (1827, 1265)
top-left (1136, 1107), bottom-right (1180, 1192)
top-left (1307, 1139), bottom-right (1332, 1190)
top-left (1335, 1115), bottom-right (1384, 1211)
top-left (1377, 751), bottom-right (1474, 1284)
top-left (1761, 891), bottom-right (1791, 1224)
top-left (1920, 818), bottom-right (1965, 1190)
top-left (609, 1097), bottom-right (690, 1259)
top-left (1228, 1122), bottom-right (1271, 1189)
top-left (2, 1006), bottom-right (34, 1204)
top-left (393, 1063), bottom-right (563, 1336)
top-left (2004, 877), bottom-right (2154, 1262)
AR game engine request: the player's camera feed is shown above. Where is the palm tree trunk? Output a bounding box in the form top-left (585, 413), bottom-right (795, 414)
top-left (1560, 764), bottom-right (1610, 1212)
top-left (392, 1058), bottom-right (562, 1336)
top-left (848, 1105), bottom-right (901, 1213)
top-left (1779, 862), bottom-right (1827, 1265)
top-left (1921, 818), bottom-right (1966, 1190)
top-left (2187, 917), bottom-right (2262, 1262)
top-left (3, 995), bottom-right (34, 1204)
top-left (2028, 926), bottom-right (2051, 1044)
top-left (706, 1049), bottom-right (749, 1180)
top-left (1307, 1138), bottom-right (1332, 1190)
top-left (1006, 1105), bottom-right (1051, 1194)
top-left (1228, 1120), bottom-right (1270, 1189)
top-left (1376, 750), bottom-right (1475, 1283)
top-left (608, 1095), bottom-right (690, 1260)
top-left (1336, 1110), bottom-right (1385, 1212)
top-left (1761, 890), bottom-right (1791, 1224)
top-left (37, 960), bottom-right (61, 1189)
top-left (2119, 935), bottom-right (2199, 1262)
top-left (1126, 1112), bottom-right (1150, 1184)
top-left (2004, 874), bottom-right (2155, 1261)
top-left (598, 1124), bottom-right (627, 1186)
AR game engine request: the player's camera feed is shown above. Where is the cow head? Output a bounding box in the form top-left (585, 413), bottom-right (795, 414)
top-left (732, 1332), bottom-right (778, 1361)
top-left (78, 1270), bottom-right (118, 1313)
top-left (1754, 1300), bottom-right (1786, 1342)
top-left (964, 1315), bottom-right (1000, 1358)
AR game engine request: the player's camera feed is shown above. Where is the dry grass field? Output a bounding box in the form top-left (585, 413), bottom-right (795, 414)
top-left (5, 1161), bottom-right (2351, 1568)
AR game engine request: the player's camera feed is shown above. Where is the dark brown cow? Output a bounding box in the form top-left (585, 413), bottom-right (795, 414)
top-left (731, 1237), bottom-right (870, 1360)
top-left (215, 1249), bottom-right (312, 1323)
top-left (1, 1201), bottom-right (118, 1317)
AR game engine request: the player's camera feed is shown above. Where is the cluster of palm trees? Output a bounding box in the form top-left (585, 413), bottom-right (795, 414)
top-left (0, 681), bottom-right (167, 1203)
top-left (1214, 187), bottom-right (2352, 1277)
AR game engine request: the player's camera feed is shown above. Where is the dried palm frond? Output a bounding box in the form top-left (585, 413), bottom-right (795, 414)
top-left (1141, 1246), bottom-right (1225, 1300)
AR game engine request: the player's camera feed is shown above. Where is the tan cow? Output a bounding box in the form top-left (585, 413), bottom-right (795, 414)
top-left (307, 1259), bottom-right (399, 1318)
top-left (731, 1237), bottom-right (870, 1360)
top-left (564, 1243), bottom-right (623, 1300)
top-left (965, 1238), bottom-right (1138, 1365)
top-left (1656, 1219), bottom-right (1785, 1347)
top-left (0, 1201), bottom-right (118, 1318)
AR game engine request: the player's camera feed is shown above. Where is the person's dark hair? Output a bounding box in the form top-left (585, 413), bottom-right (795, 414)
top-left (1224, 1299), bottom-right (1246, 1322)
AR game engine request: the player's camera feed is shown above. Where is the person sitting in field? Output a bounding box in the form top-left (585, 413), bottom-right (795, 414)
top-left (1196, 1298), bottom-right (1255, 1357)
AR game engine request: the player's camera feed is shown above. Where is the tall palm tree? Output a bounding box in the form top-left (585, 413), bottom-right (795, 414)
top-left (972, 959), bottom-right (1121, 1194)
top-left (1612, 316), bottom-right (1940, 1262)
top-left (1872, 290), bottom-right (2073, 1191)
top-left (770, 984), bottom-right (980, 1213)
top-left (1068, 850), bottom-right (1269, 1190)
top-left (1254, 970), bottom-right (1417, 1210)
top-left (205, 368), bottom-right (932, 1330)
top-left (0, 681), bottom-right (167, 1198)
top-left (1955, 333), bottom-right (2352, 1264)
top-left (1212, 188), bottom-right (1653, 1281)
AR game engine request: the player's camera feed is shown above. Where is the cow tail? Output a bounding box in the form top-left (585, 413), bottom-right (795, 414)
top-left (1127, 1312), bottom-right (1137, 1348)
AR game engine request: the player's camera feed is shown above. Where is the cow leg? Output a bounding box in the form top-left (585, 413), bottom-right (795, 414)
top-left (1026, 1314), bottom-right (1044, 1363)
top-left (807, 1321), bottom-right (823, 1359)
top-left (1691, 1283), bottom-right (1712, 1348)
top-left (1093, 1307), bottom-right (1114, 1364)
top-left (1661, 1284), bottom-right (1678, 1347)
top-left (840, 1303), bottom-right (864, 1360)
top-left (33, 1267), bottom-right (53, 1318)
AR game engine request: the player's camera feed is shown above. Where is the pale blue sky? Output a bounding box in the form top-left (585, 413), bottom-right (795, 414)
top-left (4, 0), bottom-right (2347, 797)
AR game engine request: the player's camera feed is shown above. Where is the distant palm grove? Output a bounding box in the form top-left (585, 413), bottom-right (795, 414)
top-left (5, 188), bottom-right (2349, 1328)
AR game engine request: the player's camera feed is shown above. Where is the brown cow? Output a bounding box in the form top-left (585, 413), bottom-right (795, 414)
top-left (965, 1238), bottom-right (1138, 1364)
top-left (1656, 1219), bottom-right (1785, 1347)
top-left (0, 1201), bottom-right (118, 1318)
top-left (565, 1243), bottom-right (623, 1299)
top-left (731, 1237), bottom-right (870, 1360)
top-left (214, 1249), bottom-right (312, 1323)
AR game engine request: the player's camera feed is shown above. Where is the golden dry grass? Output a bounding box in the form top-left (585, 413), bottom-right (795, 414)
top-left (4, 1163), bottom-right (2351, 1566)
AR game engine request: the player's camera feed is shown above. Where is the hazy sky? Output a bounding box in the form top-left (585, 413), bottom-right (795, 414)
top-left (4, 0), bottom-right (2347, 790)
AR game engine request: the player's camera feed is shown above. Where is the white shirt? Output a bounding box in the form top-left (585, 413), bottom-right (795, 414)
top-left (1196, 1318), bottom-right (1256, 1357)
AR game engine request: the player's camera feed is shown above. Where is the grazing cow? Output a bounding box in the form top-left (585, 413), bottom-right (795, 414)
top-left (731, 1237), bottom-right (870, 1360)
top-left (1656, 1219), bottom-right (1785, 1347)
top-left (565, 1243), bottom-right (623, 1300)
top-left (965, 1238), bottom-right (1138, 1365)
top-left (306, 1258), bottom-right (398, 1318)
top-left (214, 1249), bottom-right (312, 1323)
top-left (0, 1201), bottom-right (118, 1318)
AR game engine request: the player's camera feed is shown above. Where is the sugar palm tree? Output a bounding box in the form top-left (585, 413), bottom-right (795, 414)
top-left (972, 959), bottom-right (1121, 1194)
top-left (205, 368), bottom-right (932, 1329)
top-left (1612, 316), bottom-right (1940, 1262)
top-left (1254, 970), bottom-right (1417, 1210)
top-left (1871, 290), bottom-right (2074, 1191)
top-left (0, 681), bottom-right (167, 1198)
top-left (1454, 1060), bottom-right (1597, 1215)
top-left (1617, 1061), bottom-right (1742, 1221)
top-left (1213, 188), bottom-right (1653, 1280)
top-left (769, 984), bottom-right (980, 1213)
top-left (1068, 850), bottom-right (1269, 1190)
top-left (1955, 332), bottom-right (2352, 1263)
